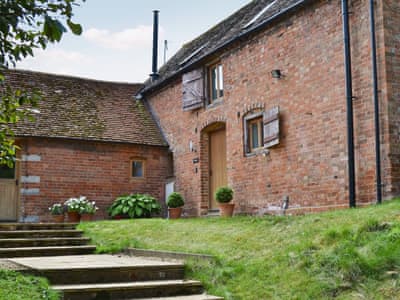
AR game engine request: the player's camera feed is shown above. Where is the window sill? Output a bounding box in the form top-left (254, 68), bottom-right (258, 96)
top-left (130, 177), bottom-right (145, 181)
top-left (206, 98), bottom-right (224, 110)
top-left (245, 148), bottom-right (270, 158)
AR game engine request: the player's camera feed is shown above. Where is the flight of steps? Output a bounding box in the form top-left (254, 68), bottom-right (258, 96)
top-left (46, 255), bottom-right (223, 299)
top-left (0, 222), bottom-right (96, 258)
top-left (0, 223), bottom-right (223, 299)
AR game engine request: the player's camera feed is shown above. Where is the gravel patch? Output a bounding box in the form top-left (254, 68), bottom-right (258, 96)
top-left (0, 259), bottom-right (28, 271)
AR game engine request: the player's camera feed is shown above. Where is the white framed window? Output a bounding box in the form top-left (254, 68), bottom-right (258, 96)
top-left (208, 62), bottom-right (224, 104)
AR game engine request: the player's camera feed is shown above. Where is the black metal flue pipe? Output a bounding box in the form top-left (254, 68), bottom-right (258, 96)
top-left (369, 0), bottom-right (382, 204)
top-left (342, 0), bottom-right (356, 208)
top-left (151, 10), bottom-right (159, 81)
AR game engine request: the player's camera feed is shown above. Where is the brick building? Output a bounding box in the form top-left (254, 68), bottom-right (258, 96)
top-left (0, 70), bottom-right (171, 222)
top-left (138, 0), bottom-right (399, 216)
top-left (1, 0), bottom-right (398, 220)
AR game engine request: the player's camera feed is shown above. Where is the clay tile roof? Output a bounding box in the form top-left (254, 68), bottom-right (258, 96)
top-left (141, 0), bottom-right (311, 95)
top-left (4, 69), bottom-right (167, 147)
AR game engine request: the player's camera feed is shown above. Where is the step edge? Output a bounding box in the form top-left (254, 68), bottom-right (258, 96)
top-left (0, 237), bottom-right (90, 241)
top-left (0, 230), bottom-right (84, 233)
top-left (0, 245), bottom-right (96, 251)
top-left (134, 296), bottom-right (223, 300)
top-left (52, 280), bottom-right (203, 291)
top-left (35, 264), bottom-right (185, 272)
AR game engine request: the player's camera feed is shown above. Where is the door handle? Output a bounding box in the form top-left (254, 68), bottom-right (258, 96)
top-left (15, 179), bottom-right (19, 186)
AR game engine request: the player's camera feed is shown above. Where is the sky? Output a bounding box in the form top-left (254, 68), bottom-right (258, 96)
top-left (16, 0), bottom-right (250, 83)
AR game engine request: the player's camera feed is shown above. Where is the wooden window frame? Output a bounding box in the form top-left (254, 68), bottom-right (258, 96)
top-left (207, 61), bottom-right (224, 105)
top-left (244, 111), bottom-right (264, 156)
top-left (130, 159), bottom-right (145, 179)
top-left (248, 117), bottom-right (264, 152)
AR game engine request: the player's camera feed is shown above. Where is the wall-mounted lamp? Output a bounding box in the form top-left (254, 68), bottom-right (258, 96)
top-left (271, 69), bottom-right (283, 79)
top-left (189, 140), bottom-right (197, 152)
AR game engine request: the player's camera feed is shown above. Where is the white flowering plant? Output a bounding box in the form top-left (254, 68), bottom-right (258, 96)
top-left (80, 201), bottom-right (99, 215)
top-left (64, 196), bottom-right (87, 213)
top-left (48, 203), bottom-right (64, 215)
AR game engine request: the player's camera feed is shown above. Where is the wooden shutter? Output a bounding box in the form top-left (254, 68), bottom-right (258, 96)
top-left (182, 68), bottom-right (204, 111)
top-left (263, 106), bottom-right (280, 148)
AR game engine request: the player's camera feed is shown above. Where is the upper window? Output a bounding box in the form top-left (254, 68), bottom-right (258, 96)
top-left (208, 62), bottom-right (224, 103)
top-left (131, 160), bottom-right (144, 178)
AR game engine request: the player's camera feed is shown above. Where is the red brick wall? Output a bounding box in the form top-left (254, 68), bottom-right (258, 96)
top-left (381, 0), bottom-right (400, 197)
top-left (146, 0), bottom-right (389, 216)
top-left (18, 138), bottom-right (171, 221)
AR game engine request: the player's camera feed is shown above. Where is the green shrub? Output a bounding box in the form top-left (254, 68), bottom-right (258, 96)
top-left (167, 192), bottom-right (185, 208)
top-left (107, 194), bottom-right (161, 218)
top-left (0, 269), bottom-right (59, 300)
top-left (215, 186), bottom-right (234, 203)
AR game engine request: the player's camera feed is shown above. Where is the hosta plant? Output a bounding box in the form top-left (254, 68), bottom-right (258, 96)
top-left (107, 194), bottom-right (161, 219)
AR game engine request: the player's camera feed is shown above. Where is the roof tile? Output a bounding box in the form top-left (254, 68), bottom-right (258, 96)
top-left (142, 0), bottom-right (308, 94)
top-left (4, 70), bottom-right (167, 147)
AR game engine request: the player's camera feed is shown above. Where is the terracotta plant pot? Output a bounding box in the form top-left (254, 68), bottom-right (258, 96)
top-left (168, 207), bottom-right (183, 219)
top-left (80, 214), bottom-right (94, 222)
top-left (67, 211), bottom-right (80, 223)
top-left (219, 203), bottom-right (235, 217)
top-left (52, 214), bottom-right (65, 223)
top-left (113, 214), bottom-right (129, 220)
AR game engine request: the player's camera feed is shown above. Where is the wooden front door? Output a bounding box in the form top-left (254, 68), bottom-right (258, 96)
top-left (209, 128), bottom-right (227, 210)
top-left (0, 164), bottom-right (18, 221)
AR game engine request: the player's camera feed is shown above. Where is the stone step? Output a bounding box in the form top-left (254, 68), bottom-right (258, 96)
top-left (31, 265), bottom-right (185, 285)
top-left (0, 245), bottom-right (96, 258)
top-left (0, 237), bottom-right (90, 248)
top-left (0, 229), bottom-right (84, 239)
top-left (0, 223), bottom-right (78, 231)
top-left (53, 280), bottom-right (204, 300)
top-left (134, 295), bottom-right (223, 300)
top-left (11, 254), bottom-right (185, 285)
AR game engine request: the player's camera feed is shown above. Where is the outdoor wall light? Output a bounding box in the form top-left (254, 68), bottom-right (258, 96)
top-left (271, 69), bottom-right (283, 79)
top-left (189, 140), bottom-right (196, 152)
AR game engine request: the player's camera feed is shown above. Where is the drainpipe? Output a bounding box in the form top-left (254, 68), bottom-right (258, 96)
top-left (369, 0), bottom-right (382, 204)
top-left (342, 0), bottom-right (356, 208)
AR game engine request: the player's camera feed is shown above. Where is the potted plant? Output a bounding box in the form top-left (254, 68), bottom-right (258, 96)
top-left (215, 186), bottom-right (234, 217)
top-left (80, 201), bottom-right (98, 222)
top-left (64, 196), bottom-right (86, 222)
top-left (167, 192), bottom-right (184, 219)
top-left (48, 203), bottom-right (64, 223)
top-left (107, 194), bottom-right (161, 219)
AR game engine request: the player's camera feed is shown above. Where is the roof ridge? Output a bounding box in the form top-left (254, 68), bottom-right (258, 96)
top-left (7, 68), bottom-right (143, 86)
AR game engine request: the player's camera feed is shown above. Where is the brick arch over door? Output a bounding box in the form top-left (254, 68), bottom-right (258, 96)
top-left (200, 122), bottom-right (227, 214)
top-left (200, 116), bottom-right (227, 132)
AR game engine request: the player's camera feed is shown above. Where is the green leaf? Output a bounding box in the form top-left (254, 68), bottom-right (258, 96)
top-left (44, 16), bottom-right (66, 42)
top-left (135, 207), bottom-right (143, 217)
top-left (67, 19), bottom-right (82, 35)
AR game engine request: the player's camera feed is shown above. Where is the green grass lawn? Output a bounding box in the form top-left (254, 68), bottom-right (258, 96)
top-left (79, 200), bottom-right (400, 300)
top-left (0, 269), bottom-right (59, 300)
